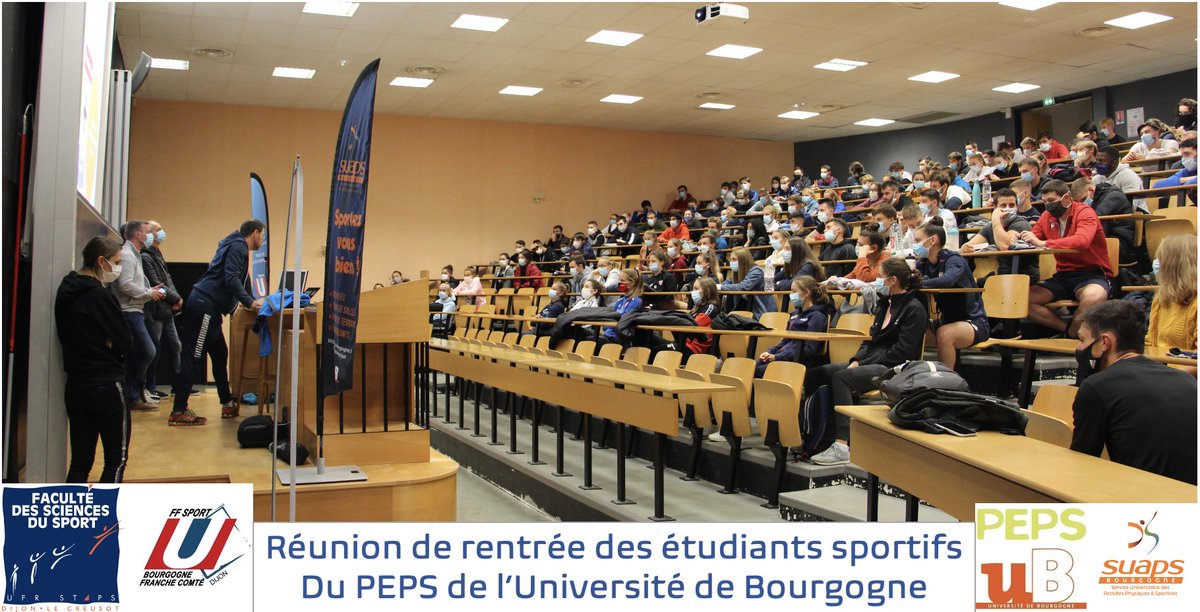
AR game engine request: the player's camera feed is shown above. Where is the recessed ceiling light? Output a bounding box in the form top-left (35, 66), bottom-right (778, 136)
top-left (998, 1), bottom-right (1057, 11)
top-left (273, 67), bottom-right (316, 79)
top-left (778, 110), bottom-right (819, 120)
top-left (699, 102), bottom-right (735, 110)
top-left (908, 70), bottom-right (959, 83)
top-left (302, 2), bottom-right (359, 17)
top-left (815, 58), bottom-right (868, 72)
top-left (390, 76), bottom-right (433, 88)
top-left (451, 14), bottom-right (509, 32)
top-left (150, 57), bottom-right (189, 70)
top-left (992, 82), bottom-right (1040, 93)
top-left (586, 30), bottom-right (643, 47)
top-left (1104, 11), bottom-right (1173, 30)
top-left (601, 94), bottom-right (642, 105)
top-left (499, 85), bottom-right (542, 96)
top-left (706, 44), bottom-right (762, 60)
top-left (854, 118), bottom-right (895, 127)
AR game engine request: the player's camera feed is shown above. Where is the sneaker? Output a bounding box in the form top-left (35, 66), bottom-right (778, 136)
top-left (707, 431), bottom-right (725, 443)
top-left (141, 390), bottom-right (160, 406)
top-left (130, 401), bottom-right (159, 412)
top-left (808, 442), bottom-right (851, 466)
top-left (221, 401), bottom-right (239, 419)
top-left (168, 410), bottom-right (208, 426)
top-left (148, 389), bottom-right (169, 400)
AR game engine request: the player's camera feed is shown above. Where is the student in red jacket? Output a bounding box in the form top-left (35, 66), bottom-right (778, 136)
top-left (511, 250), bottom-right (544, 290)
top-left (1020, 179), bottom-right (1113, 338)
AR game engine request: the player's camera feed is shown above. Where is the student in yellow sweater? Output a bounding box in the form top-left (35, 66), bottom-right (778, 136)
top-left (1146, 234), bottom-right (1197, 375)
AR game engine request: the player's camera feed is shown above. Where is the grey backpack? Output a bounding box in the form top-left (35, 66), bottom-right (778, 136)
top-left (875, 360), bottom-right (970, 404)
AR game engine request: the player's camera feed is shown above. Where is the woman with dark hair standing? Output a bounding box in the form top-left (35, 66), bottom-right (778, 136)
top-left (55, 236), bottom-right (132, 483)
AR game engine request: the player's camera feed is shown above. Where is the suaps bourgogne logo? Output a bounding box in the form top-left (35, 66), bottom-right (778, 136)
top-left (2, 485), bottom-right (121, 606)
top-left (139, 504), bottom-right (249, 589)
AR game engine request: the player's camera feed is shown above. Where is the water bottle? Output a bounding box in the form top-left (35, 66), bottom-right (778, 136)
top-left (971, 180), bottom-right (982, 208)
top-left (947, 225), bottom-right (961, 251)
top-left (981, 177), bottom-right (992, 206)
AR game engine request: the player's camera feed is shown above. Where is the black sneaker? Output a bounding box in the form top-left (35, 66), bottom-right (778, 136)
top-left (148, 389), bottom-right (169, 400)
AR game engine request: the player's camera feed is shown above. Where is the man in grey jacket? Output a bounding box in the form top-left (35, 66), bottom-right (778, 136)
top-left (112, 220), bottom-right (166, 410)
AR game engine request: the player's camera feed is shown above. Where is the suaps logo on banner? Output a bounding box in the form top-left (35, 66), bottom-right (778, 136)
top-left (321, 58), bottom-right (379, 397)
top-left (975, 504), bottom-right (1195, 611)
top-left (1, 484), bottom-right (252, 611)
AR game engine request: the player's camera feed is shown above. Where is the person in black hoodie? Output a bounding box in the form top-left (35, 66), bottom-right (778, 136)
top-left (171, 220), bottom-right (266, 424)
top-left (56, 236), bottom-right (132, 482)
top-left (641, 250), bottom-right (679, 310)
top-left (141, 221), bottom-right (183, 399)
top-left (803, 258), bottom-right (929, 465)
top-left (756, 276), bottom-right (832, 377)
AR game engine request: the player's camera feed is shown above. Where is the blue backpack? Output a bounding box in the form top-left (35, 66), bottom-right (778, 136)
top-left (798, 385), bottom-right (836, 459)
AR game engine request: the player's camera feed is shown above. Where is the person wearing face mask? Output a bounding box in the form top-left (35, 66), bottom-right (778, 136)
top-left (742, 218), bottom-right (770, 251)
top-left (451, 265), bottom-right (485, 307)
top-left (805, 199), bottom-right (837, 243)
top-left (961, 153), bottom-right (994, 184)
top-left (793, 166), bottom-right (813, 190)
top-left (763, 229), bottom-right (790, 280)
top-left (703, 221), bottom-right (729, 252)
top-left (816, 165), bottom-right (839, 189)
top-left (913, 219), bottom-right (988, 369)
top-left (608, 216), bottom-right (640, 247)
top-left (840, 230), bottom-right (885, 283)
top-left (961, 189), bottom-right (1039, 279)
top-left (803, 258), bottom-right (928, 465)
top-left (1067, 177), bottom-right (1135, 266)
top-left (641, 250), bottom-right (679, 310)
top-left (546, 224), bottom-right (569, 253)
top-left (56, 236), bottom-right (133, 482)
top-left (681, 209), bottom-right (703, 231)
top-left (529, 281), bottom-right (571, 335)
top-left (600, 271), bottom-right (645, 344)
top-left (1076, 121), bottom-right (1110, 148)
top-left (886, 161), bottom-right (912, 183)
top-left (564, 232), bottom-right (595, 260)
top-left (872, 204), bottom-right (902, 253)
top-left (510, 250), bottom-right (544, 290)
top-left (844, 162), bottom-right (867, 197)
top-left (861, 183), bottom-right (887, 209)
top-left (946, 151), bottom-right (968, 177)
top-left (1153, 138), bottom-right (1198, 202)
top-left (774, 237), bottom-right (825, 290)
top-left (429, 282), bottom-right (457, 334)
top-left (916, 187), bottom-right (959, 238)
top-left (112, 221), bottom-right (167, 414)
top-left (629, 200), bottom-right (654, 227)
top-left (685, 251), bottom-right (724, 287)
top-left (1096, 117), bottom-right (1124, 146)
top-left (1007, 179), bottom-right (1044, 224)
top-left (640, 211), bottom-right (667, 234)
top-left (668, 184), bottom-right (697, 212)
top-left (1069, 301), bottom-right (1196, 485)
top-left (491, 255), bottom-right (513, 290)
top-left (648, 277), bottom-right (723, 359)
top-left (390, 270), bottom-right (407, 285)
top-left (1123, 120), bottom-right (1179, 162)
top-left (738, 176), bottom-right (759, 202)
top-left (1145, 235), bottom-right (1197, 368)
top-left (759, 205), bottom-right (783, 234)
top-left (665, 238), bottom-right (689, 271)
top-left (139, 221), bottom-right (183, 401)
top-left (570, 278), bottom-right (604, 312)
top-left (816, 219), bottom-right (857, 278)
top-left (720, 248), bottom-right (774, 318)
top-left (438, 265), bottom-right (458, 289)
top-left (1016, 159), bottom-right (1048, 199)
top-left (1021, 180), bottom-right (1113, 338)
top-left (779, 175), bottom-right (799, 197)
top-left (586, 220), bottom-right (607, 249)
top-left (1036, 131), bottom-right (1069, 160)
top-left (590, 256), bottom-right (622, 303)
top-left (928, 171), bottom-right (972, 213)
top-left (756, 276), bottom-right (832, 377)
top-left (1176, 98), bottom-right (1197, 133)
top-left (988, 150), bottom-right (1019, 181)
top-left (658, 212), bottom-right (691, 244)
top-left (1091, 146), bottom-right (1145, 208)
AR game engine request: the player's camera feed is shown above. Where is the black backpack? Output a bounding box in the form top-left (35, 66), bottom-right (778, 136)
top-left (270, 441), bottom-right (310, 465)
top-left (888, 387), bottom-right (1027, 435)
top-left (237, 415), bottom-right (290, 448)
top-left (797, 385), bottom-right (836, 459)
top-left (711, 312), bottom-right (768, 331)
top-left (875, 361), bottom-right (970, 404)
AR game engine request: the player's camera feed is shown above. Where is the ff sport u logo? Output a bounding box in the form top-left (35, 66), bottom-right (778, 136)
top-left (141, 504), bottom-right (249, 588)
top-left (975, 507), bottom-right (1087, 609)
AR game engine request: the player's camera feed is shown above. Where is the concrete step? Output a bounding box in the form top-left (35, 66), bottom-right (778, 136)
top-left (778, 484), bottom-right (957, 523)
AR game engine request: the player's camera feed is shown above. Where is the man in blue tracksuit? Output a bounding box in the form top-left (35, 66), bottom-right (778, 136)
top-left (170, 220), bottom-right (266, 425)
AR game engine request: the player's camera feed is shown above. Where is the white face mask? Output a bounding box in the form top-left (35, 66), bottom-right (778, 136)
top-left (581, 287), bottom-right (594, 299)
top-left (1038, 142), bottom-right (1051, 152)
top-left (101, 261), bottom-right (121, 284)
top-left (855, 245), bottom-right (870, 259)
top-left (441, 274), bottom-right (449, 280)
top-left (667, 247), bottom-right (677, 257)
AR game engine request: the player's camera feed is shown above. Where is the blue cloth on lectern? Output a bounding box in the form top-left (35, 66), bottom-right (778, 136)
top-left (254, 289), bottom-right (311, 357)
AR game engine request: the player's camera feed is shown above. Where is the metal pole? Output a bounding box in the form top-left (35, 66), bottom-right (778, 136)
top-left (289, 157), bottom-right (304, 520)
top-left (269, 158), bottom-right (298, 521)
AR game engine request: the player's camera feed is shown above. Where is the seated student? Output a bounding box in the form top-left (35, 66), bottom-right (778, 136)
top-left (685, 251), bottom-right (724, 286)
top-left (640, 210), bottom-right (667, 234)
top-left (760, 205), bottom-right (782, 233)
top-left (390, 270), bottom-right (407, 285)
top-left (608, 216), bottom-right (641, 247)
top-left (929, 171), bottom-right (972, 211)
top-left (914, 219), bottom-right (988, 369)
top-left (894, 203), bottom-right (923, 256)
top-left (1038, 131), bottom-right (1070, 160)
top-left (1021, 179), bottom-right (1113, 338)
top-left (565, 255), bottom-right (593, 307)
top-left (650, 277), bottom-right (722, 359)
top-left (571, 278), bottom-right (604, 311)
top-left (881, 181), bottom-right (915, 213)
top-left (638, 230), bottom-right (660, 264)
top-left (492, 254), bottom-right (514, 290)
top-left (1070, 301), bottom-right (1197, 485)
top-left (665, 238), bottom-right (689, 270)
top-left (511, 251), bottom-right (544, 290)
top-left (1097, 117), bottom-right (1124, 145)
top-left (587, 220), bottom-right (607, 248)
top-left (988, 150), bottom-right (1019, 180)
top-left (782, 210), bottom-right (808, 235)
top-left (1146, 235), bottom-right (1197, 372)
top-left (738, 176), bottom-right (759, 202)
top-left (961, 153), bottom-right (994, 184)
top-left (844, 162), bottom-right (867, 198)
top-left (804, 258), bottom-right (929, 465)
top-left (600, 270), bottom-right (644, 344)
top-left (946, 151), bottom-right (967, 177)
top-left (779, 174), bottom-right (799, 198)
top-left (451, 265), bottom-right (485, 307)
top-left (720, 248), bottom-right (774, 319)
top-left (961, 188), bottom-right (1039, 280)
top-left (756, 276), bottom-right (833, 377)
top-left (430, 282), bottom-right (457, 328)
top-left (642, 250), bottom-right (679, 310)
top-left (1123, 119), bottom-right (1180, 162)
top-left (872, 204), bottom-right (902, 253)
top-left (1018, 158), bottom-right (1050, 200)
top-left (530, 281), bottom-right (570, 335)
top-left (708, 216), bottom-right (732, 251)
top-left (816, 165), bottom-right (839, 189)
top-left (1071, 139), bottom-right (1099, 175)
top-left (1154, 138), bottom-right (1197, 201)
top-left (528, 239), bottom-right (550, 263)
top-left (591, 256), bottom-right (622, 305)
top-left (629, 200), bottom-right (654, 227)
top-left (546, 225), bottom-right (569, 253)
top-left (815, 219), bottom-right (857, 278)
top-left (659, 212), bottom-right (691, 243)
top-left (916, 187), bottom-right (958, 237)
top-left (1176, 98), bottom-right (1196, 133)
top-left (1069, 178), bottom-right (1134, 266)
top-left (776, 237), bottom-right (825, 289)
top-left (512, 239), bottom-right (527, 256)
top-left (763, 228), bottom-right (790, 280)
top-left (742, 218), bottom-right (769, 249)
top-left (439, 265), bottom-right (458, 289)
top-left (838, 230), bottom-right (885, 283)
top-left (859, 182), bottom-right (888, 210)
top-left (1007, 179), bottom-right (1044, 224)
top-left (564, 232), bottom-right (595, 260)
top-left (1092, 146), bottom-right (1145, 206)
top-left (886, 160), bottom-right (912, 183)
top-left (1077, 120), bottom-right (1110, 148)
top-left (668, 184), bottom-right (697, 212)
top-left (681, 209), bottom-right (704, 231)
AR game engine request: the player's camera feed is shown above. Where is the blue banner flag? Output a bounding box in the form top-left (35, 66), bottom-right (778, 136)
top-left (249, 172), bottom-right (270, 299)
top-left (321, 59), bottom-right (379, 397)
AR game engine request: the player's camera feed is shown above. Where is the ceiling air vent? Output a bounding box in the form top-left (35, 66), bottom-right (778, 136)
top-left (406, 65), bottom-right (446, 76)
top-left (558, 78), bottom-right (593, 88)
top-left (1075, 25), bottom-right (1117, 39)
top-left (191, 47), bottom-right (232, 58)
top-left (696, 91), bottom-right (725, 100)
top-left (896, 110), bottom-right (958, 124)
top-left (896, 3), bottom-right (930, 9)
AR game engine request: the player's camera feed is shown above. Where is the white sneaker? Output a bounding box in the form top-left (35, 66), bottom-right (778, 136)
top-left (808, 442), bottom-right (850, 466)
top-left (707, 431), bottom-right (725, 443)
top-left (141, 389), bottom-right (160, 406)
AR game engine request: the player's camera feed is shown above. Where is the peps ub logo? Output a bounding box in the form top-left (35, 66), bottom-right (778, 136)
top-left (2, 485), bottom-right (120, 605)
top-left (140, 504), bottom-right (248, 588)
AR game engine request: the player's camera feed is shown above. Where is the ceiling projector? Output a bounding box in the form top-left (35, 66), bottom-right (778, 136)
top-left (695, 3), bottom-right (749, 27)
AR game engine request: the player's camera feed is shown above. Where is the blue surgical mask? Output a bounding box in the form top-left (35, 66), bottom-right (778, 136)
top-left (770, 239), bottom-right (782, 250)
top-left (913, 239), bottom-right (930, 259)
top-left (823, 230), bottom-right (836, 242)
top-left (817, 211), bottom-right (831, 224)
top-left (720, 214), bottom-right (729, 222)
top-left (144, 233), bottom-right (155, 247)
top-left (919, 203), bottom-right (930, 216)
top-left (789, 292), bottom-right (801, 307)
top-left (764, 215), bottom-right (774, 224)
top-left (597, 266), bottom-right (609, 276)
top-left (747, 229), bottom-right (756, 238)
top-left (155, 229), bottom-right (166, 243)
top-left (1152, 259), bottom-right (1161, 276)
top-left (548, 289), bottom-right (558, 299)
top-left (872, 278), bottom-right (890, 296)
top-left (690, 289), bottom-right (702, 302)
top-left (730, 259), bottom-right (740, 271)
top-left (913, 180), bottom-right (925, 189)
top-left (1069, 151), bottom-right (1078, 159)
top-left (877, 221), bottom-right (888, 233)
top-left (996, 162), bottom-right (1007, 171)
top-left (781, 250), bottom-right (792, 262)
top-left (1183, 156), bottom-right (1196, 172)
top-left (1020, 172), bottom-right (1033, 182)
top-left (438, 291), bottom-right (448, 300)
top-left (1141, 133), bottom-right (1155, 147)
top-left (788, 205), bottom-right (799, 215)
top-left (648, 262), bottom-right (661, 273)
top-left (949, 162), bottom-right (959, 171)
top-left (695, 264), bottom-right (706, 275)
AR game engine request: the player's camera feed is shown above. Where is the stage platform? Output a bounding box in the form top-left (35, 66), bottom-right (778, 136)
top-left (87, 388), bottom-right (458, 522)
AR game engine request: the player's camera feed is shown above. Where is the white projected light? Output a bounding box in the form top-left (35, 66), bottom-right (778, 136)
top-left (908, 71), bottom-right (959, 83)
top-left (706, 44), bottom-right (762, 60)
top-left (500, 86), bottom-right (543, 96)
top-left (451, 14), bottom-right (509, 32)
top-left (601, 94), bottom-right (643, 104)
top-left (302, 2), bottom-right (359, 17)
top-left (1104, 12), bottom-right (1173, 30)
top-left (150, 57), bottom-right (189, 70)
top-left (998, 1), bottom-right (1058, 11)
top-left (854, 118), bottom-right (895, 127)
top-left (992, 82), bottom-right (1040, 93)
top-left (389, 77), bottom-right (433, 88)
top-left (699, 103), bottom-right (735, 110)
top-left (586, 30), bottom-right (643, 47)
top-left (778, 110), bottom-right (819, 120)
top-left (273, 67), bottom-right (316, 79)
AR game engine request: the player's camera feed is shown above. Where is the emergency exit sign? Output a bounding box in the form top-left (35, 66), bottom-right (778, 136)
top-left (1042, 97), bottom-right (1055, 107)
